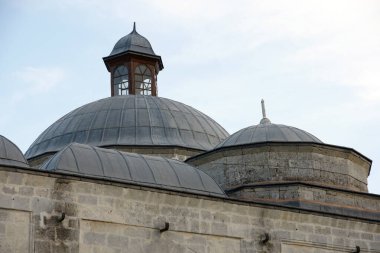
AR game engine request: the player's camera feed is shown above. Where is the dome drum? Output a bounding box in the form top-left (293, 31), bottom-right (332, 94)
top-left (187, 142), bottom-right (372, 193)
top-left (225, 182), bottom-right (380, 220)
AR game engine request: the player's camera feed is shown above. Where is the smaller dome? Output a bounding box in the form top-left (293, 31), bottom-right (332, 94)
top-left (216, 100), bottom-right (322, 149)
top-left (109, 23), bottom-right (156, 57)
top-left (0, 135), bottom-right (29, 167)
top-left (41, 143), bottom-right (226, 197)
top-left (216, 122), bottom-right (322, 149)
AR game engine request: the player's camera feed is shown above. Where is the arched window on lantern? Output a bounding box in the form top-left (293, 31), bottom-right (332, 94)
top-left (135, 64), bottom-right (152, 95)
top-left (113, 65), bottom-right (129, 95)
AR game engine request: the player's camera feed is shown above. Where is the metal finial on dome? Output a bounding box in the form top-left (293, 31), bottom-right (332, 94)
top-left (261, 99), bottom-right (266, 118)
top-left (132, 22), bottom-right (136, 32)
top-left (260, 99), bottom-right (271, 124)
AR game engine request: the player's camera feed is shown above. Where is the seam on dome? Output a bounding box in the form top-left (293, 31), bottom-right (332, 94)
top-left (134, 95), bottom-right (138, 145)
top-left (70, 104), bottom-right (99, 144)
top-left (187, 102), bottom-right (226, 143)
top-left (4, 138), bottom-right (29, 163)
top-left (167, 98), bottom-right (212, 150)
top-left (0, 137), bottom-right (8, 159)
top-left (53, 114), bottom-right (80, 147)
top-left (115, 150), bottom-right (133, 181)
top-left (30, 108), bottom-right (95, 157)
top-left (84, 101), bottom-right (104, 144)
top-left (235, 126), bottom-right (252, 145)
top-left (31, 124), bottom-right (58, 154)
top-left (198, 113), bottom-right (221, 144)
top-left (289, 126), bottom-right (312, 142)
top-left (99, 99), bottom-right (114, 146)
top-left (184, 107), bottom-right (216, 148)
top-left (41, 152), bottom-right (54, 170)
top-left (251, 125), bottom-right (260, 144)
top-left (162, 157), bottom-right (182, 187)
top-left (191, 164), bottom-right (208, 193)
top-left (184, 102), bottom-right (229, 139)
top-left (197, 170), bottom-right (226, 195)
top-left (264, 124), bottom-right (269, 143)
top-left (161, 98), bottom-right (189, 147)
top-left (229, 127), bottom-right (247, 147)
top-left (50, 144), bottom-right (79, 171)
top-left (138, 153), bottom-right (158, 184)
top-left (117, 96), bottom-right (128, 145)
top-left (292, 126), bottom-right (321, 142)
top-left (70, 101), bottom-right (94, 131)
top-left (64, 145), bottom-right (79, 173)
top-left (273, 124), bottom-right (288, 141)
top-left (37, 100), bottom-right (112, 155)
top-left (142, 96), bottom-right (154, 145)
top-left (149, 96), bottom-right (170, 145)
top-left (91, 146), bottom-right (106, 177)
top-left (215, 125), bottom-right (248, 148)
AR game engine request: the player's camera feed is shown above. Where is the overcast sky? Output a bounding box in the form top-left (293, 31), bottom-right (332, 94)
top-left (1, 0), bottom-right (379, 193)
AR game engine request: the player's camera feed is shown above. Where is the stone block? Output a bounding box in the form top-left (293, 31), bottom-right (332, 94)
top-left (107, 234), bottom-right (128, 248)
top-left (34, 240), bottom-right (51, 253)
top-left (12, 196), bottom-right (30, 210)
top-left (19, 186), bottom-right (34, 196)
top-left (0, 193), bottom-right (12, 208)
top-left (0, 223), bottom-right (5, 234)
top-left (2, 186), bottom-right (17, 194)
top-left (56, 227), bottom-right (79, 241)
top-left (211, 222), bottom-right (227, 235)
top-left (83, 232), bottom-right (106, 245)
top-left (7, 173), bottom-right (24, 185)
top-left (78, 195), bottom-right (97, 205)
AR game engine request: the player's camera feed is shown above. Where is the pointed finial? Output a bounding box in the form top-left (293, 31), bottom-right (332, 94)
top-left (261, 99), bottom-right (266, 118)
top-left (260, 99), bottom-right (271, 124)
top-left (133, 22), bottom-right (136, 32)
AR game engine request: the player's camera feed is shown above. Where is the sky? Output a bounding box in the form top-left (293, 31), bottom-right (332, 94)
top-left (1, 0), bottom-right (379, 193)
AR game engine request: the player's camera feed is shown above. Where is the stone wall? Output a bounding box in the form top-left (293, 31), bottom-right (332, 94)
top-left (0, 209), bottom-right (30, 252)
top-left (228, 183), bottom-right (380, 220)
top-left (187, 144), bottom-right (371, 192)
top-left (230, 183), bottom-right (380, 210)
top-left (0, 166), bottom-right (379, 253)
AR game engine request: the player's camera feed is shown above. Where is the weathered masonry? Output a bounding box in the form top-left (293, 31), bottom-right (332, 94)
top-left (1, 165), bottom-right (379, 253)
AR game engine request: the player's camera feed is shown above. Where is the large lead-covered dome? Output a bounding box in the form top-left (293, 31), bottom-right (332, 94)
top-left (26, 95), bottom-right (229, 160)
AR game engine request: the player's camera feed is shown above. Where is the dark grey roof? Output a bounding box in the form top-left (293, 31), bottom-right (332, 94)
top-left (0, 135), bottom-right (29, 167)
top-left (216, 121), bottom-right (322, 149)
top-left (41, 143), bottom-right (226, 197)
top-left (25, 95), bottom-right (229, 159)
top-left (109, 24), bottom-right (156, 57)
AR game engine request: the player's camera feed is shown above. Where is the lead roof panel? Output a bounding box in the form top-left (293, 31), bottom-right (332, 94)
top-left (41, 143), bottom-right (226, 197)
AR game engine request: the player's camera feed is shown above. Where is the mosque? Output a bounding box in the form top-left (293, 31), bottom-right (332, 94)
top-left (0, 24), bottom-right (379, 252)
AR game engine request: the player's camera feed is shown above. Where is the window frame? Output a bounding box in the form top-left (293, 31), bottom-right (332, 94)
top-left (113, 65), bottom-right (129, 96)
top-left (134, 64), bottom-right (152, 95)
